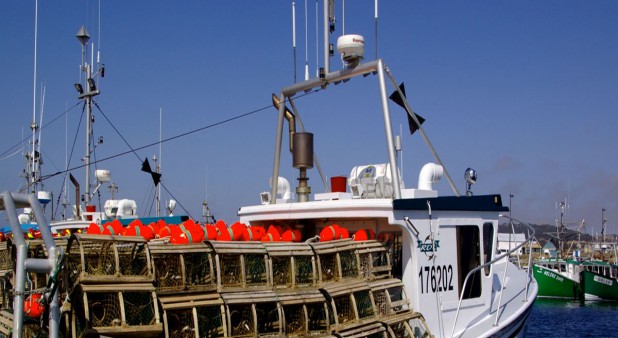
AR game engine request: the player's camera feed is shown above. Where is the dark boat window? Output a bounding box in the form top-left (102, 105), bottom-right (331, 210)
top-left (482, 222), bottom-right (494, 276)
top-left (458, 225), bottom-right (481, 299)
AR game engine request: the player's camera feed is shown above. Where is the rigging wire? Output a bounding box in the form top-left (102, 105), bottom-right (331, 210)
top-left (41, 88), bottom-right (321, 182)
top-left (38, 88), bottom-right (322, 219)
top-left (0, 102), bottom-right (82, 159)
top-left (52, 102), bottom-right (86, 219)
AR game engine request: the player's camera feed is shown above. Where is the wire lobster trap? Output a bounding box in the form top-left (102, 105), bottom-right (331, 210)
top-left (209, 242), bottom-right (270, 291)
top-left (380, 311), bottom-right (432, 338)
top-left (70, 283), bottom-right (162, 337)
top-left (321, 280), bottom-right (377, 330)
top-left (368, 279), bottom-right (410, 316)
top-left (336, 322), bottom-right (388, 338)
top-left (309, 239), bottom-right (360, 284)
top-left (149, 242), bottom-right (217, 295)
top-left (276, 289), bottom-right (330, 337)
top-left (0, 239), bottom-right (14, 273)
top-left (263, 242), bottom-right (316, 289)
top-left (65, 234), bottom-right (153, 289)
top-left (159, 292), bottom-right (226, 338)
top-left (354, 240), bottom-right (391, 280)
top-left (221, 290), bottom-right (281, 337)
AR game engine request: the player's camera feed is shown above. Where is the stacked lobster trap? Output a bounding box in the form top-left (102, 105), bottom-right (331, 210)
top-left (63, 234), bottom-right (162, 337)
top-left (0, 230), bottom-right (432, 337)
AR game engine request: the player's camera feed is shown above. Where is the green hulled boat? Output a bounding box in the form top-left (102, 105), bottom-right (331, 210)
top-left (581, 260), bottom-right (618, 300)
top-left (533, 258), bottom-right (583, 300)
top-left (534, 258), bottom-right (618, 301)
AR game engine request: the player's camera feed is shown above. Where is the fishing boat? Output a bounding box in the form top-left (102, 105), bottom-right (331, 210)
top-left (533, 203), bottom-right (618, 301)
top-left (0, 2), bottom-right (537, 337)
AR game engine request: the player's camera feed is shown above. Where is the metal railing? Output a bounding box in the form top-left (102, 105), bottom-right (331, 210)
top-left (449, 215), bottom-right (535, 338)
top-left (0, 191), bottom-right (63, 338)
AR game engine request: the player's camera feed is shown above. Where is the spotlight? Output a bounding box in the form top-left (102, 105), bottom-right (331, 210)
top-left (87, 78), bottom-right (96, 92)
top-left (74, 83), bottom-right (84, 94)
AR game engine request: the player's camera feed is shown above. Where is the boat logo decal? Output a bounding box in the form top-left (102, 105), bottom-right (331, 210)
top-left (417, 235), bottom-right (440, 260)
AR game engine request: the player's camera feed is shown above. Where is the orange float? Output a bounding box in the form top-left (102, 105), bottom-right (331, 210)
top-left (24, 293), bottom-right (45, 318)
top-left (261, 225), bottom-right (281, 242)
top-left (281, 229), bottom-right (302, 242)
top-left (353, 228), bottom-right (376, 241)
top-left (242, 226), bottom-right (265, 241)
top-left (205, 224), bottom-right (220, 240)
top-left (319, 224), bottom-right (340, 242)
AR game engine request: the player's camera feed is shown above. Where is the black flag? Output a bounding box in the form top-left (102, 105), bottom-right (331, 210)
top-left (141, 158), bottom-right (161, 186)
top-left (389, 82), bottom-right (425, 135)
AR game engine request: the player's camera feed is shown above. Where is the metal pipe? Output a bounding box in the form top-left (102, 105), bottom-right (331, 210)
top-left (323, 0), bottom-right (330, 75)
top-left (270, 93), bottom-right (288, 204)
top-left (2, 192), bottom-right (25, 338)
top-left (1, 191), bottom-right (61, 338)
top-left (376, 59), bottom-right (401, 199)
top-left (283, 60), bottom-right (379, 97)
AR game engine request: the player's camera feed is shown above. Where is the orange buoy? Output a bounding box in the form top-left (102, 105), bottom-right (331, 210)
top-left (261, 225), bottom-right (281, 242)
top-left (319, 224), bottom-right (340, 242)
top-left (180, 223), bottom-right (204, 243)
top-left (338, 227), bottom-right (350, 239)
top-left (24, 293), bottom-right (45, 318)
top-left (86, 223), bottom-right (103, 235)
top-left (170, 228), bottom-right (192, 244)
top-left (128, 219), bottom-right (144, 228)
top-left (281, 229), bottom-right (302, 242)
top-left (242, 226), bottom-right (265, 241)
top-left (157, 224), bottom-right (182, 238)
top-left (217, 227), bottom-right (236, 241)
top-left (205, 224), bottom-right (220, 240)
top-left (353, 229), bottom-right (376, 241)
top-left (230, 222), bottom-right (247, 240)
top-left (146, 222), bottom-right (160, 236)
top-left (102, 219), bottom-right (124, 235)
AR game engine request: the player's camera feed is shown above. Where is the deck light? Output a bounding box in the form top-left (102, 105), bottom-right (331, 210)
top-left (74, 83), bottom-right (84, 94)
top-left (87, 78), bottom-right (96, 92)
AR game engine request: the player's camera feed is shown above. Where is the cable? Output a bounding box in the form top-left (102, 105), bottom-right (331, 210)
top-left (0, 102), bottom-right (81, 159)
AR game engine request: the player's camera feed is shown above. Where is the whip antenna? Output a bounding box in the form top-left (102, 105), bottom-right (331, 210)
top-left (304, 0), bottom-right (309, 80)
top-left (292, 1), bottom-right (297, 82)
top-left (375, 0), bottom-right (379, 59)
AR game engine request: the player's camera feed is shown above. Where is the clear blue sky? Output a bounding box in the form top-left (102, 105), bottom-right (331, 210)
top-left (1, 1), bottom-right (617, 235)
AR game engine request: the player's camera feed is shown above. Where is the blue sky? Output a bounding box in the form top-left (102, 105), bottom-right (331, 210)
top-left (1, 1), bottom-right (617, 235)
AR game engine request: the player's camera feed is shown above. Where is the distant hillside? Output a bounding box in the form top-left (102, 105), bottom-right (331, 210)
top-left (498, 222), bottom-right (595, 246)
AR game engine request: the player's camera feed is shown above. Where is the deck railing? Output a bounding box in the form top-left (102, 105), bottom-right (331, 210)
top-left (450, 215), bottom-right (535, 338)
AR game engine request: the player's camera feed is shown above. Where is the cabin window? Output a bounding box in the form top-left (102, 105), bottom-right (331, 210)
top-left (482, 222), bottom-right (494, 276)
top-left (457, 226), bottom-right (481, 299)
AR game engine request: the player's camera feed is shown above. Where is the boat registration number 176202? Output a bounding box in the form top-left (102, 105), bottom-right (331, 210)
top-left (418, 265), bottom-right (454, 294)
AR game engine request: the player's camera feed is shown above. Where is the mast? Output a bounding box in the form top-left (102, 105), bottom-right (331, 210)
top-left (155, 108), bottom-right (162, 217)
top-left (75, 26), bottom-right (100, 207)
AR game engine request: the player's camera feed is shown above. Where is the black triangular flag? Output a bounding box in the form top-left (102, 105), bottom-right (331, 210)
top-left (141, 158), bottom-right (152, 173)
top-left (141, 158), bottom-right (161, 186)
top-left (389, 82), bottom-right (425, 135)
top-left (150, 172), bottom-right (162, 186)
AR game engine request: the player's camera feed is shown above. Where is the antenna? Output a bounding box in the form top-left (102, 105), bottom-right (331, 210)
top-left (375, 0), bottom-right (379, 59)
top-left (304, 0), bottom-right (309, 81)
top-left (342, 0), bottom-right (345, 35)
top-left (315, 0), bottom-right (319, 78)
top-left (30, 0), bottom-right (39, 194)
top-left (156, 107), bottom-right (163, 216)
top-left (292, 1), bottom-right (297, 82)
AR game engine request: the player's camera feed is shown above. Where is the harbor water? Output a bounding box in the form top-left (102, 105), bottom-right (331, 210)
top-left (527, 298), bottom-right (618, 337)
